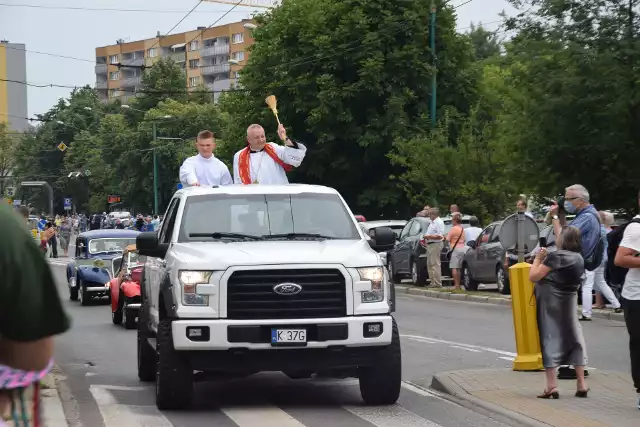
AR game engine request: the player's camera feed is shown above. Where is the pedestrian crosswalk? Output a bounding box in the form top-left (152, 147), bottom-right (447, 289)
top-left (86, 380), bottom-right (451, 427)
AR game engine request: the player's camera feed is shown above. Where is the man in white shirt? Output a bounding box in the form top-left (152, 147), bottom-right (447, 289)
top-left (423, 208), bottom-right (445, 287)
top-left (179, 130), bottom-right (233, 187)
top-left (614, 189), bottom-right (640, 409)
top-left (233, 123), bottom-right (306, 185)
top-left (464, 216), bottom-right (483, 245)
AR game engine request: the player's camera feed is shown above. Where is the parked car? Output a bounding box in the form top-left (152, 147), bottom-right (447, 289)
top-left (66, 229), bottom-right (139, 305)
top-left (461, 221), bottom-right (509, 293)
top-left (387, 216), bottom-right (471, 285)
top-left (359, 220), bottom-right (407, 266)
top-left (110, 244), bottom-right (146, 329)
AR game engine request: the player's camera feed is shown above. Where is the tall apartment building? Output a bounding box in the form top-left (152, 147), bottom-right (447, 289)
top-left (0, 40), bottom-right (28, 131)
top-left (95, 19), bottom-right (254, 104)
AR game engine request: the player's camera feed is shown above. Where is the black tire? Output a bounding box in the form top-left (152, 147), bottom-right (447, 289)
top-left (79, 279), bottom-right (90, 306)
top-left (462, 264), bottom-right (479, 291)
top-left (359, 318), bottom-right (402, 405)
top-left (410, 259), bottom-right (427, 286)
top-left (155, 320), bottom-right (193, 410)
top-left (137, 304), bottom-right (155, 382)
top-left (69, 277), bottom-right (78, 301)
top-left (497, 265), bottom-right (510, 295)
top-left (123, 299), bottom-right (137, 330)
top-left (112, 292), bottom-right (123, 325)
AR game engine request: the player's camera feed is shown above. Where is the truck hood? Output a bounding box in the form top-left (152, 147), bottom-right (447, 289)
top-left (170, 239), bottom-right (381, 269)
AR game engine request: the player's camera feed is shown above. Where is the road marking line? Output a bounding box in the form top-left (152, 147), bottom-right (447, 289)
top-left (91, 384), bottom-right (151, 391)
top-left (89, 385), bottom-right (172, 427)
top-left (345, 403), bottom-right (443, 427)
top-left (499, 356), bottom-right (515, 361)
top-left (449, 345), bottom-right (480, 352)
top-left (220, 406), bottom-right (306, 427)
top-left (401, 381), bottom-right (452, 404)
top-left (402, 334), bottom-right (517, 357)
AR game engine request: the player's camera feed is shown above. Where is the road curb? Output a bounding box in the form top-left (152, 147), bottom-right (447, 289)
top-left (39, 366), bottom-right (68, 427)
top-left (430, 372), bottom-right (550, 427)
top-left (395, 285), bottom-right (625, 322)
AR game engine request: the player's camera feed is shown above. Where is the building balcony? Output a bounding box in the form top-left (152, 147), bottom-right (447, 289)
top-left (200, 44), bottom-right (230, 57)
top-left (169, 51), bottom-right (186, 63)
top-left (121, 75), bottom-right (142, 87)
top-left (201, 63), bottom-right (230, 76)
top-left (95, 64), bottom-right (107, 74)
top-left (96, 80), bottom-right (108, 89)
top-left (206, 78), bottom-right (232, 92)
top-left (122, 57), bottom-right (144, 67)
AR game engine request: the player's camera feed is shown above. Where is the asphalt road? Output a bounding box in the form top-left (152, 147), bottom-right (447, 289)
top-left (48, 260), bottom-right (630, 427)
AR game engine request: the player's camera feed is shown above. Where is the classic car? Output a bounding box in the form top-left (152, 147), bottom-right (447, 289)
top-left (66, 229), bottom-right (140, 305)
top-left (109, 244), bottom-right (146, 329)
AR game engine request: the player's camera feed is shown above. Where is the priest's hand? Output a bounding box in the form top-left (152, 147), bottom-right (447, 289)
top-left (278, 124), bottom-right (289, 143)
top-left (191, 181), bottom-right (200, 187)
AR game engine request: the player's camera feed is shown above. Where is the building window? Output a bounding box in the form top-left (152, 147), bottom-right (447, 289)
top-left (147, 48), bottom-right (157, 58)
top-left (109, 89), bottom-right (119, 97)
top-left (233, 71), bottom-right (240, 79)
top-left (232, 33), bottom-right (244, 44)
top-left (189, 59), bottom-right (200, 69)
top-left (231, 51), bottom-right (245, 61)
top-left (109, 71), bottom-right (120, 80)
top-left (133, 50), bottom-right (144, 59)
top-left (189, 76), bottom-right (200, 87)
top-left (189, 40), bottom-right (199, 51)
top-left (109, 54), bottom-right (119, 64)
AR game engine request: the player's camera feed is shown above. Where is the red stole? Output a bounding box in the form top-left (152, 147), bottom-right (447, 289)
top-left (238, 144), bottom-right (293, 184)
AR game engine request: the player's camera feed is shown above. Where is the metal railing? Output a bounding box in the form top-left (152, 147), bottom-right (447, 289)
top-left (121, 57), bottom-right (144, 67)
top-left (95, 80), bottom-right (108, 89)
top-left (169, 51), bottom-right (186, 63)
top-left (121, 75), bottom-right (142, 87)
top-left (200, 44), bottom-right (230, 57)
top-left (201, 63), bottom-right (230, 76)
top-left (206, 79), bottom-right (232, 92)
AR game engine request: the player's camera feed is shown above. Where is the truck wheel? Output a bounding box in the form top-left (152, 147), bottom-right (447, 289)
top-left (358, 318), bottom-right (401, 405)
top-left (69, 276), bottom-right (78, 301)
top-left (137, 306), bottom-right (155, 382)
top-left (155, 320), bottom-right (193, 410)
top-left (112, 292), bottom-right (123, 325)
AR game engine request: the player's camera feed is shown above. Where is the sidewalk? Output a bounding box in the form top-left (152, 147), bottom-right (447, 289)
top-left (2, 370), bottom-right (67, 427)
top-left (429, 368), bottom-right (637, 427)
top-left (395, 285), bottom-right (626, 322)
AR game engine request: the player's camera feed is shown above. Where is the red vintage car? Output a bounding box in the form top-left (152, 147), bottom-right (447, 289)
top-left (109, 244), bottom-right (145, 329)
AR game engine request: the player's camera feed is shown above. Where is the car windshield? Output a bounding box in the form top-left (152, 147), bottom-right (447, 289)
top-left (127, 252), bottom-right (146, 267)
top-left (179, 193), bottom-right (360, 242)
top-left (88, 238), bottom-right (136, 254)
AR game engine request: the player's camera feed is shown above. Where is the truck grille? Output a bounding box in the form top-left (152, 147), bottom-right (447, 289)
top-left (227, 269), bottom-right (347, 320)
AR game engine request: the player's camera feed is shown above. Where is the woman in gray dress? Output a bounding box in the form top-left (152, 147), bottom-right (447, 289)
top-left (529, 226), bottom-right (589, 399)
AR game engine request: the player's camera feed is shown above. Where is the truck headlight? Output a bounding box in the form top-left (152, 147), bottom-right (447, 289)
top-left (178, 270), bottom-right (212, 306)
top-left (357, 267), bottom-right (384, 303)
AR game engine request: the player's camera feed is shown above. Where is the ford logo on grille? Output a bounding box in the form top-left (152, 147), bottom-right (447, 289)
top-left (273, 283), bottom-right (302, 295)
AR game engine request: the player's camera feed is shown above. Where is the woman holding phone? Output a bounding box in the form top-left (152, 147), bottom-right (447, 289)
top-left (529, 226), bottom-right (589, 399)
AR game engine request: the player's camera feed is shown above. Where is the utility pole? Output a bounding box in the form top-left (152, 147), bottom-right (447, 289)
top-left (430, 2), bottom-right (437, 128)
top-left (152, 122), bottom-right (159, 215)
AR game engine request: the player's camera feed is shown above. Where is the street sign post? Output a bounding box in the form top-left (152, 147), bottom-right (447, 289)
top-left (64, 198), bottom-right (72, 210)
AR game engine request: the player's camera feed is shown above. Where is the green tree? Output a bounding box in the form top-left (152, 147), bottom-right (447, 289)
top-left (219, 0), bottom-right (478, 217)
top-left (467, 22), bottom-right (501, 61)
top-left (500, 0), bottom-right (640, 212)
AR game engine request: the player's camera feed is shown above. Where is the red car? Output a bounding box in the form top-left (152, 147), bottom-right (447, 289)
top-left (109, 245), bottom-right (145, 329)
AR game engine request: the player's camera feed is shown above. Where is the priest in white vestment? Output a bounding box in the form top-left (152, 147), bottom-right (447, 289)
top-left (233, 123), bottom-right (306, 185)
top-left (179, 130), bottom-right (233, 187)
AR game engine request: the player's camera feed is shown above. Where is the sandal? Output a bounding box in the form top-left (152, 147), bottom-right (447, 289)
top-left (575, 388), bottom-right (590, 398)
top-left (537, 388), bottom-right (559, 399)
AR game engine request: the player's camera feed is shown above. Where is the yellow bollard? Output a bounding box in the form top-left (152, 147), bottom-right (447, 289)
top-left (509, 262), bottom-right (543, 371)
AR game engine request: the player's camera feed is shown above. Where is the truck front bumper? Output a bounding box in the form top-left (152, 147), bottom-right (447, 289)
top-left (171, 315), bottom-right (393, 351)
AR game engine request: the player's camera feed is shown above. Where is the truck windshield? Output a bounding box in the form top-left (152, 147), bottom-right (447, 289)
top-left (178, 193), bottom-right (360, 242)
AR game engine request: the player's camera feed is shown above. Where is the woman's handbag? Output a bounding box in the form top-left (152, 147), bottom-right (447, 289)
top-left (446, 226), bottom-right (464, 261)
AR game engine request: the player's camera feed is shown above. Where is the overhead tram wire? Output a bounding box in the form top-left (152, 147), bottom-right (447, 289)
top-left (144, 0), bottom-right (205, 55)
top-left (183, 0), bottom-right (247, 56)
top-left (0, 3), bottom-right (247, 14)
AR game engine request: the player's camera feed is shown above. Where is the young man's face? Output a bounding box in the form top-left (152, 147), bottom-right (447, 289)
top-left (196, 137), bottom-right (215, 158)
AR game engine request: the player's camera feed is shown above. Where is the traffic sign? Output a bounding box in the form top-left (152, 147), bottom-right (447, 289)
top-left (64, 198), bottom-right (72, 210)
top-left (108, 194), bottom-right (121, 204)
top-left (13, 199), bottom-right (21, 206)
top-left (5, 187), bottom-right (15, 197)
top-left (57, 142), bottom-right (68, 152)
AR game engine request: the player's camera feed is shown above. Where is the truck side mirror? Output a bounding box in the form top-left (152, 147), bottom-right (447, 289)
top-left (137, 232), bottom-right (168, 258)
top-left (369, 227), bottom-right (396, 252)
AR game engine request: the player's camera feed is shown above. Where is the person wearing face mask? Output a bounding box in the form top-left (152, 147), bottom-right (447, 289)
top-left (180, 130), bottom-right (233, 187)
top-left (550, 184), bottom-right (604, 321)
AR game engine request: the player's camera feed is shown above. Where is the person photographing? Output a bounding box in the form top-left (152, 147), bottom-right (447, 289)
top-left (179, 130), bottom-right (233, 187)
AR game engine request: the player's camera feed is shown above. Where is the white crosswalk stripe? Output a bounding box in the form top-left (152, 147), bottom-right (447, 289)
top-left (85, 381), bottom-right (445, 427)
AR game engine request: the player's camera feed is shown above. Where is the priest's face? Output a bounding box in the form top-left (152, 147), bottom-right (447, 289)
top-left (196, 137), bottom-right (216, 158)
top-left (247, 126), bottom-right (267, 150)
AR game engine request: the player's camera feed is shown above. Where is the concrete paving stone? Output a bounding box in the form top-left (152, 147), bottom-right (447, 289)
top-left (468, 295), bottom-right (489, 303)
top-left (407, 287), bottom-right (427, 296)
top-left (487, 297), bottom-right (504, 305)
top-left (449, 293), bottom-right (468, 301)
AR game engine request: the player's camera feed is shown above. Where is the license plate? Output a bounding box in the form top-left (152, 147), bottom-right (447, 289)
top-left (271, 329), bottom-right (306, 345)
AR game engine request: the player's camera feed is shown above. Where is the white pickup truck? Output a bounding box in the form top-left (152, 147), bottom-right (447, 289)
top-left (135, 184), bottom-right (400, 410)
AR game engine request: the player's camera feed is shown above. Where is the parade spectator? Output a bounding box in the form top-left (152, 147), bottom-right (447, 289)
top-left (446, 212), bottom-right (466, 290)
top-left (423, 208), bottom-right (445, 287)
top-left (59, 217), bottom-right (72, 257)
top-left (516, 196), bottom-right (535, 219)
top-left (529, 226), bottom-right (589, 399)
top-left (550, 184), bottom-right (602, 321)
top-left (40, 223), bottom-right (55, 257)
top-left (0, 204), bottom-right (70, 424)
top-left (450, 204), bottom-right (460, 214)
top-left (614, 189), bottom-right (640, 409)
top-left (464, 216), bottom-right (482, 245)
top-left (593, 211), bottom-right (621, 312)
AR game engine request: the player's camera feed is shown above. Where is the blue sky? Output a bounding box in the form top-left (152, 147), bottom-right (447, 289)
top-left (0, 0), bottom-right (515, 117)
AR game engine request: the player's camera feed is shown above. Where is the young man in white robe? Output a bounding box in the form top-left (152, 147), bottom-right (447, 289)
top-left (179, 130), bottom-right (233, 187)
top-left (233, 123), bottom-right (306, 185)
